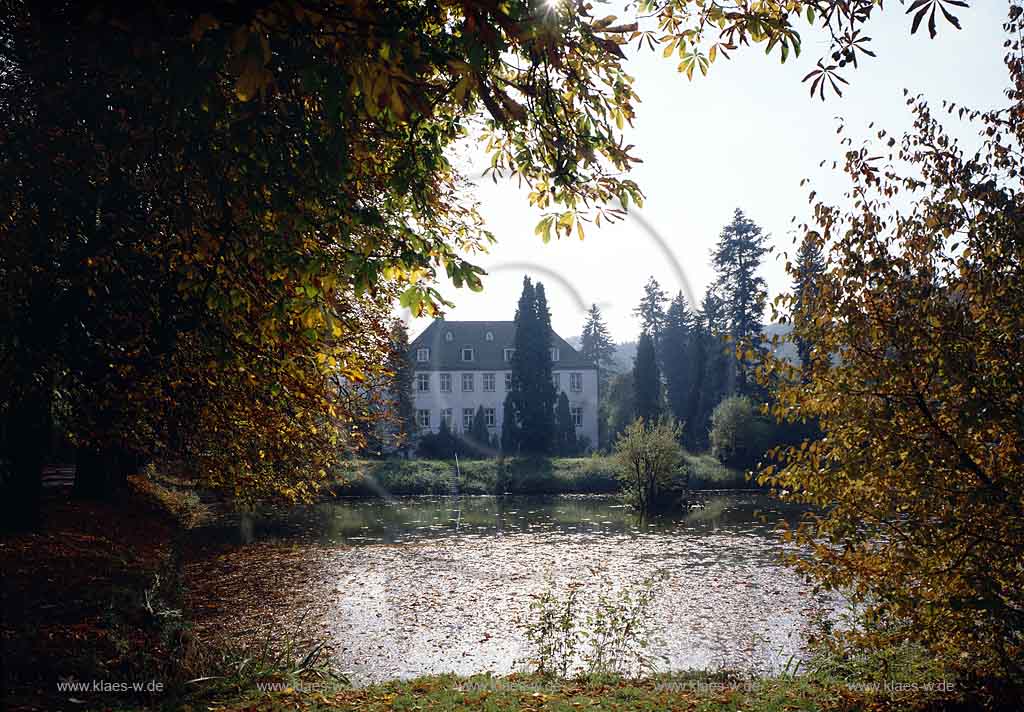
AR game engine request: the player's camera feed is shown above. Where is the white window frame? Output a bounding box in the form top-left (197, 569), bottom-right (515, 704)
top-left (417, 409), bottom-right (431, 429)
top-left (416, 373), bottom-right (430, 392)
top-left (440, 373), bottom-right (452, 393)
top-left (570, 406), bottom-right (583, 428)
top-left (461, 346), bottom-right (475, 362)
top-left (440, 408), bottom-right (453, 427)
top-left (484, 407), bottom-right (496, 427)
top-left (552, 373), bottom-right (561, 390)
top-left (570, 372), bottom-right (583, 392)
top-left (550, 347), bottom-right (560, 362)
top-left (503, 348), bottom-right (515, 362)
top-left (416, 347), bottom-right (430, 362)
top-left (462, 408), bottom-right (475, 432)
top-left (445, 331), bottom-right (454, 342)
top-left (504, 373), bottom-right (513, 390)
top-left (485, 331), bottom-right (494, 341)
top-left (483, 373), bottom-right (495, 392)
top-left (462, 373), bottom-right (474, 392)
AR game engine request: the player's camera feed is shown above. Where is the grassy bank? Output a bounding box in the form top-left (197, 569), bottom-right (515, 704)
top-left (330, 453), bottom-right (748, 498)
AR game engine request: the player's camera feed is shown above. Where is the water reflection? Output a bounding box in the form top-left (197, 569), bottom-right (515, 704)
top-left (188, 493), bottom-right (834, 685)
top-left (201, 493), bottom-right (805, 547)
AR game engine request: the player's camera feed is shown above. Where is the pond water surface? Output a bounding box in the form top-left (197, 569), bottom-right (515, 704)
top-left (188, 493), bottom-right (836, 684)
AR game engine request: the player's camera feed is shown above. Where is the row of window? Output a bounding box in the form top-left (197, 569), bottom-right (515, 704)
top-left (416, 406), bottom-right (583, 431)
top-left (414, 347), bottom-right (561, 363)
top-left (415, 372), bottom-right (584, 393)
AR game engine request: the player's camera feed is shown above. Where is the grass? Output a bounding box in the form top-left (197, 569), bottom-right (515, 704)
top-left (143, 668), bottom-right (961, 712)
top-left (329, 454), bottom-right (748, 498)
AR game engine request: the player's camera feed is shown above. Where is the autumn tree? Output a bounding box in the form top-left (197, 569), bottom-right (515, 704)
top-left (0, 1), bottom-right (969, 524)
top-left (760, 5), bottom-right (1024, 686)
top-left (614, 417), bottom-right (683, 514)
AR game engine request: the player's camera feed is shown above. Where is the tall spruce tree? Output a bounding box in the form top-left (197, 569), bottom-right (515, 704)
top-left (633, 331), bottom-right (661, 424)
top-left (501, 395), bottom-right (519, 455)
top-left (662, 292), bottom-right (695, 442)
top-left (580, 303), bottom-right (617, 393)
top-left (510, 276), bottom-right (555, 455)
top-left (692, 288), bottom-right (731, 447)
top-left (711, 209), bottom-right (769, 396)
top-left (792, 232), bottom-right (826, 376)
top-left (634, 277), bottom-right (668, 349)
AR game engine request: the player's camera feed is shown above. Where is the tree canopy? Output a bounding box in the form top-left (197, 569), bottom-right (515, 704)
top-left (760, 4), bottom-right (1024, 683)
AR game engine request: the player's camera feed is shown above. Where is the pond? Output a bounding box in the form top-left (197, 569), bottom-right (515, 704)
top-left (187, 493), bottom-right (837, 685)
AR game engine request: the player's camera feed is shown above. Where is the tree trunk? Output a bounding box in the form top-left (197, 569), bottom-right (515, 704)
top-left (3, 388), bottom-right (51, 532)
top-left (74, 444), bottom-right (133, 499)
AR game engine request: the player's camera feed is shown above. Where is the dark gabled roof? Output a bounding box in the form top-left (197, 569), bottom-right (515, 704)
top-left (410, 319), bottom-right (595, 371)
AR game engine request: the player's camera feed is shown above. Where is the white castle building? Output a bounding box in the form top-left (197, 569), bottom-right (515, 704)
top-left (409, 320), bottom-right (599, 451)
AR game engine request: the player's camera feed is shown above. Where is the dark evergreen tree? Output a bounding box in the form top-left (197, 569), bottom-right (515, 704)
top-left (554, 391), bottom-right (577, 456)
top-left (792, 232), bottom-right (826, 376)
top-left (603, 371), bottom-right (635, 447)
top-left (662, 292), bottom-right (695, 442)
top-left (388, 319), bottom-right (415, 456)
top-left (711, 209), bottom-right (769, 396)
top-left (418, 419), bottom-right (457, 459)
top-left (580, 303), bottom-right (617, 394)
top-left (533, 282), bottom-right (556, 449)
top-left (501, 394), bottom-right (519, 455)
top-left (691, 288), bottom-right (731, 447)
top-left (632, 331), bottom-right (661, 424)
top-left (634, 276), bottom-right (668, 348)
top-left (509, 276), bottom-right (555, 454)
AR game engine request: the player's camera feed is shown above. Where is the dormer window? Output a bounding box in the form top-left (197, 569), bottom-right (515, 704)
top-left (503, 348), bottom-right (516, 362)
top-left (445, 331), bottom-right (454, 342)
top-left (416, 347), bottom-right (430, 362)
top-left (550, 347), bottom-right (560, 362)
top-left (485, 331), bottom-right (494, 342)
top-left (461, 346), bottom-right (475, 362)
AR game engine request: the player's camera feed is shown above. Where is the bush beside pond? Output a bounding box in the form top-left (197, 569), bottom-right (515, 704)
top-left (329, 455), bottom-right (747, 498)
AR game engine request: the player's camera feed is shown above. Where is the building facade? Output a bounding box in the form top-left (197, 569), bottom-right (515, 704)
top-left (409, 320), bottom-right (599, 452)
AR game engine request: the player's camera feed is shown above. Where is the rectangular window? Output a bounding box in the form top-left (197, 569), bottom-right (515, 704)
top-left (483, 373), bottom-right (495, 392)
top-left (484, 407), bottom-right (496, 427)
top-left (440, 408), bottom-right (453, 427)
top-left (552, 373), bottom-right (561, 391)
top-left (570, 407), bottom-right (583, 428)
top-left (416, 348), bottom-right (430, 362)
top-left (461, 346), bottom-right (474, 362)
top-left (503, 348), bottom-right (515, 362)
top-left (440, 373), bottom-right (452, 393)
top-left (462, 373), bottom-right (474, 392)
top-left (550, 347), bottom-right (560, 362)
top-left (504, 373), bottom-right (512, 390)
top-left (570, 372), bottom-right (583, 392)
top-left (417, 409), bottom-right (431, 429)
top-left (416, 373), bottom-right (430, 392)
top-left (463, 408), bottom-right (474, 432)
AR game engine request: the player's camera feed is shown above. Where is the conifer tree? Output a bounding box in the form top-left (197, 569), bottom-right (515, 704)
top-left (501, 395), bottom-right (519, 455)
top-left (791, 232), bottom-right (826, 377)
top-left (692, 288), bottom-right (731, 447)
top-left (555, 392), bottom-right (577, 456)
top-left (712, 209), bottom-right (769, 396)
top-left (469, 404), bottom-right (490, 457)
top-left (580, 303), bottom-right (617, 394)
top-left (510, 276), bottom-right (555, 455)
top-left (662, 292), bottom-right (695, 442)
top-left (634, 276), bottom-right (668, 349)
top-left (633, 331), bottom-right (661, 425)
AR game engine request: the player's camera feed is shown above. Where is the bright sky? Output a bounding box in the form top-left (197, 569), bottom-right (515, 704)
top-left (407, 4), bottom-right (1009, 344)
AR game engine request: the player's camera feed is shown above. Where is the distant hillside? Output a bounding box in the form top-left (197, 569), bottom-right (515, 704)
top-left (570, 325), bottom-right (797, 369)
top-left (565, 336), bottom-right (636, 373)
